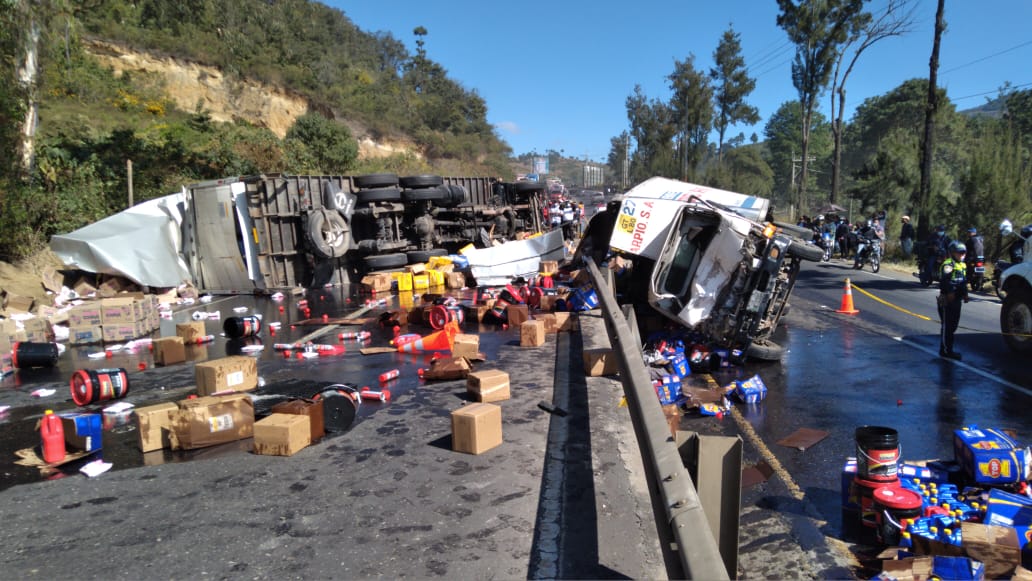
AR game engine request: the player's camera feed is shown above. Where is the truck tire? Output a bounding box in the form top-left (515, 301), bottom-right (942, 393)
top-left (363, 253), bottom-right (407, 270)
top-left (356, 187), bottom-right (402, 204)
top-left (406, 249), bottom-right (448, 264)
top-left (402, 186), bottom-right (448, 202)
top-left (435, 184), bottom-right (468, 208)
top-left (745, 339), bottom-right (784, 361)
top-left (787, 239), bottom-right (825, 262)
top-left (1001, 287), bottom-right (1032, 354)
top-left (513, 181), bottom-right (545, 193)
top-left (774, 221), bottom-right (813, 240)
top-left (399, 175), bottom-right (443, 189)
top-left (306, 209), bottom-right (350, 259)
top-left (354, 174), bottom-right (398, 189)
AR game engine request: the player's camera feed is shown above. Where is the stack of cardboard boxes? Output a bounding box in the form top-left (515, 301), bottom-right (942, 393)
top-left (67, 294), bottom-right (159, 345)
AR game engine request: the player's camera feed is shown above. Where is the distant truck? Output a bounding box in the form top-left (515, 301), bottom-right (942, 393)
top-left (999, 225), bottom-right (1032, 354)
top-left (180, 174), bottom-right (546, 291)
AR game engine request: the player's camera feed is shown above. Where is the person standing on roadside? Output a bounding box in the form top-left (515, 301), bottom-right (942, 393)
top-left (900, 215), bottom-right (915, 258)
top-left (938, 241), bottom-right (969, 360)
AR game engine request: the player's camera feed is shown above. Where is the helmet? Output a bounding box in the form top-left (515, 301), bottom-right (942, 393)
top-left (816, 214), bottom-right (824, 221)
top-left (866, 220), bottom-right (872, 227)
top-left (1001, 219), bottom-right (1013, 236)
top-left (967, 227), bottom-right (977, 235)
top-left (949, 241), bottom-right (967, 254)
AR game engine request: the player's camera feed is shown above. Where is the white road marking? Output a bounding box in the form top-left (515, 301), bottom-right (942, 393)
top-left (893, 336), bottom-right (1032, 397)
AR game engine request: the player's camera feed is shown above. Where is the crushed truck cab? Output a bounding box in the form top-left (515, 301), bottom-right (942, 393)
top-left (600, 177), bottom-right (821, 360)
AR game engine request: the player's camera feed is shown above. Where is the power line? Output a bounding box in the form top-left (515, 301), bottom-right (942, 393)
top-left (950, 81), bottom-right (1032, 101)
top-left (941, 39), bottom-right (1032, 74)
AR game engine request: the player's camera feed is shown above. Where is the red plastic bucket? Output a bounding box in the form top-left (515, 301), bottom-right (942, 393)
top-left (70, 368), bottom-right (130, 406)
top-left (853, 476), bottom-right (893, 530)
top-left (873, 486), bottom-right (923, 546)
top-left (855, 426), bottom-right (900, 482)
top-left (428, 305), bottom-right (464, 330)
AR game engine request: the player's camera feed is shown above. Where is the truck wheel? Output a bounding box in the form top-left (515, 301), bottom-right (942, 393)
top-left (745, 339), bottom-right (784, 361)
top-left (787, 239), bottom-right (824, 262)
top-left (356, 187), bottom-right (402, 204)
top-left (363, 253), bottom-right (407, 270)
top-left (513, 181), bottom-right (545, 193)
top-left (406, 249), bottom-right (448, 264)
top-left (306, 209), bottom-right (350, 259)
top-left (434, 184), bottom-right (468, 208)
top-left (402, 186), bottom-right (448, 202)
top-left (399, 175), bottom-right (443, 189)
top-left (1001, 288), bottom-right (1032, 354)
top-left (354, 174), bottom-right (398, 189)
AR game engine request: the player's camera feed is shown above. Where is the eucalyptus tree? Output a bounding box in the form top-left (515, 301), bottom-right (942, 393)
top-left (710, 25), bottom-right (759, 166)
top-left (828, 0), bottom-right (916, 203)
top-left (667, 55), bottom-right (713, 182)
top-left (625, 84), bottom-right (677, 182)
top-left (776, 0), bottom-right (867, 216)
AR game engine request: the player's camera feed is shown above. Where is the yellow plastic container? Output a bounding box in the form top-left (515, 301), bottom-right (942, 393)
top-left (427, 256), bottom-right (453, 269)
top-left (393, 272), bottom-right (413, 292)
top-left (412, 274), bottom-right (430, 290)
top-left (458, 243), bottom-right (475, 255)
top-left (427, 269), bottom-right (445, 287)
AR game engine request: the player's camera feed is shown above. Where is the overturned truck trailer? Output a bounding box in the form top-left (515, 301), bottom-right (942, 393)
top-left (183, 174), bottom-right (545, 292)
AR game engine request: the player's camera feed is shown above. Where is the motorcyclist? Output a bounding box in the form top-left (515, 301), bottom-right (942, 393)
top-left (854, 220), bottom-right (880, 268)
top-left (938, 241), bottom-right (969, 360)
top-left (922, 224), bottom-right (951, 284)
top-left (835, 219), bottom-right (851, 259)
top-left (964, 227), bottom-right (986, 288)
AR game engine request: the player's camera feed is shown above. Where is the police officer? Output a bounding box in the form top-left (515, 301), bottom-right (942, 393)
top-left (938, 241), bottom-right (970, 360)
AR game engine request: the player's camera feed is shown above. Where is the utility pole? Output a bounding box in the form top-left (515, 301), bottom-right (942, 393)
top-left (791, 155), bottom-right (815, 220)
top-left (622, 134), bottom-right (630, 190)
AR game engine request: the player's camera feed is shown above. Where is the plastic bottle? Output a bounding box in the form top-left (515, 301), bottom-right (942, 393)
top-left (379, 369), bottom-right (400, 383)
top-left (41, 410), bottom-right (65, 463)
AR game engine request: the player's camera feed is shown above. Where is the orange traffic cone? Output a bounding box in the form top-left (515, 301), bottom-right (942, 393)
top-left (397, 320), bottom-right (459, 352)
top-left (836, 278), bottom-right (860, 315)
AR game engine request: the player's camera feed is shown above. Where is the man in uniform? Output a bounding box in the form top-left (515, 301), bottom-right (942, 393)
top-left (938, 241), bottom-right (970, 360)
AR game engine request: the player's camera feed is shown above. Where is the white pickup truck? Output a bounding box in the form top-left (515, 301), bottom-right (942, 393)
top-left (1000, 225), bottom-right (1032, 354)
top-left (601, 177), bottom-right (822, 360)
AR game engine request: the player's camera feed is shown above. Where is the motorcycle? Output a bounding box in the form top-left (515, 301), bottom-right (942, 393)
top-left (854, 237), bottom-right (881, 273)
top-left (966, 254), bottom-right (986, 292)
top-left (819, 231), bottom-right (834, 262)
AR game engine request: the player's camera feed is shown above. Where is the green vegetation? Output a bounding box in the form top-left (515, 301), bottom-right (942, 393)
top-left (0, 0), bottom-right (512, 261)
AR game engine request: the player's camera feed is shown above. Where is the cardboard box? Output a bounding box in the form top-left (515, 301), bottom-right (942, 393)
top-left (539, 260), bottom-right (559, 274)
top-left (361, 273), bottom-right (392, 293)
top-left (3, 291), bottom-right (34, 314)
top-left (406, 263), bottom-right (426, 275)
top-left (507, 304), bottom-right (529, 326)
top-left (953, 427), bottom-right (1030, 485)
top-left (451, 403), bottom-right (502, 454)
top-left (68, 325), bottom-right (104, 345)
top-left (271, 399), bottom-right (325, 442)
top-left (520, 320), bottom-right (546, 347)
top-left (538, 295), bottom-right (558, 312)
top-left (538, 313), bottom-right (558, 334)
top-left (254, 413), bottom-right (311, 456)
top-left (467, 369), bottom-right (511, 403)
top-left (662, 403), bottom-right (681, 439)
top-left (168, 392), bottom-right (254, 450)
top-left (446, 272), bottom-right (466, 289)
top-left (583, 348), bottom-right (619, 376)
top-left (72, 276), bottom-right (98, 298)
top-left (176, 322), bottom-right (207, 343)
top-left (427, 269), bottom-right (446, 287)
top-left (136, 402), bottom-right (178, 452)
top-left (22, 317), bottom-right (55, 343)
top-left (553, 311), bottom-right (576, 331)
top-left (68, 303), bottom-right (103, 327)
top-left (195, 355), bottom-right (258, 396)
top-left (102, 322), bottom-right (146, 343)
top-left (100, 296), bottom-right (139, 325)
top-left (153, 336), bottom-right (186, 366)
top-left (393, 272), bottom-right (413, 292)
top-left (59, 412), bottom-right (102, 452)
top-left (452, 334), bottom-right (480, 359)
top-left (423, 356), bottom-right (472, 381)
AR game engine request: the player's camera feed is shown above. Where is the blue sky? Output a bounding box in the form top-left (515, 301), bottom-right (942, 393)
top-left (328, 0), bottom-right (1031, 163)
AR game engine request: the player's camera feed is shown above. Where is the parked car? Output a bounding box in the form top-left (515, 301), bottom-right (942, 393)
top-left (588, 177), bottom-right (822, 360)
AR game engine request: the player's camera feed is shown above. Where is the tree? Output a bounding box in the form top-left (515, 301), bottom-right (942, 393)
top-left (764, 100), bottom-right (832, 211)
top-left (710, 26), bottom-right (759, 166)
top-left (829, 0), bottom-right (915, 203)
top-left (776, 0), bottom-right (867, 217)
top-left (667, 55), bottom-right (713, 182)
top-left (606, 131), bottom-right (630, 188)
top-left (625, 85), bottom-right (677, 182)
top-left (917, 0), bottom-right (945, 240)
top-left (285, 113), bottom-right (358, 174)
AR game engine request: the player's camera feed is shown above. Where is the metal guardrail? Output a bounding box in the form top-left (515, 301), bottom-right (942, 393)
top-left (586, 261), bottom-right (730, 580)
